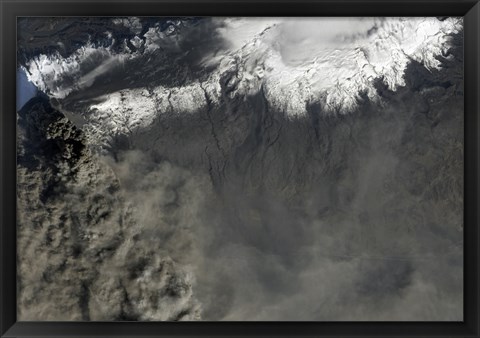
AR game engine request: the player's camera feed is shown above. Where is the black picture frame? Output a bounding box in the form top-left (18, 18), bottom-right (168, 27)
top-left (1, 0), bottom-right (479, 337)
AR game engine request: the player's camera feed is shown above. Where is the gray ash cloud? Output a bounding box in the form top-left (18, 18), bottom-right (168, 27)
top-left (17, 95), bottom-right (201, 320)
top-left (17, 17), bottom-right (463, 321)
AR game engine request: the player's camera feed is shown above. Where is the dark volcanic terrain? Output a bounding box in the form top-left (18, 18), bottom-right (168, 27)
top-left (16, 17), bottom-right (463, 321)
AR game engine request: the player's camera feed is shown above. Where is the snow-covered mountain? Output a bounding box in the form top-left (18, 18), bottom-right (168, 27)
top-left (21, 17), bottom-right (461, 152)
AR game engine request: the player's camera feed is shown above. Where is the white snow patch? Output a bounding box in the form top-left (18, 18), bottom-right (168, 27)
top-left (212, 17), bottom-right (462, 115)
top-left (82, 82), bottom-right (209, 149)
top-left (23, 17), bottom-right (462, 128)
top-left (25, 43), bottom-right (133, 99)
top-left (112, 17), bottom-right (143, 35)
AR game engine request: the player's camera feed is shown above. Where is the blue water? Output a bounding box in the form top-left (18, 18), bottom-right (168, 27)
top-left (17, 68), bottom-right (38, 111)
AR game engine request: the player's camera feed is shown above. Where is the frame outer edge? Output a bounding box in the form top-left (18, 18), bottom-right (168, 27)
top-left (464, 1), bottom-right (480, 337)
top-left (2, 1), bottom-right (480, 337)
top-left (0, 0), bottom-right (3, 333)
top-left (475, 3), bottom-right (480, 336)
top-left (1, 1), bottom-right (17, 336)
top-left (1, 0), bottom-right (7, 336)
top-left (475, 3), bottom-right (480, 337)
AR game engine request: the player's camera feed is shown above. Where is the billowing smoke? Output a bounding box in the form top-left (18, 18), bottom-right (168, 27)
top-left (17, 97), bottom-right (202, 321)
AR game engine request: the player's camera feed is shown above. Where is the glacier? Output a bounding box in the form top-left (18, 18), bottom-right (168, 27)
top-left (24, 17), bottom-right (461, 116)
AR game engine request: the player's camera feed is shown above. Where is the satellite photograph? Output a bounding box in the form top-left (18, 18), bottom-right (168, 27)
top-left (16, 17), bottom-right (463, 321)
